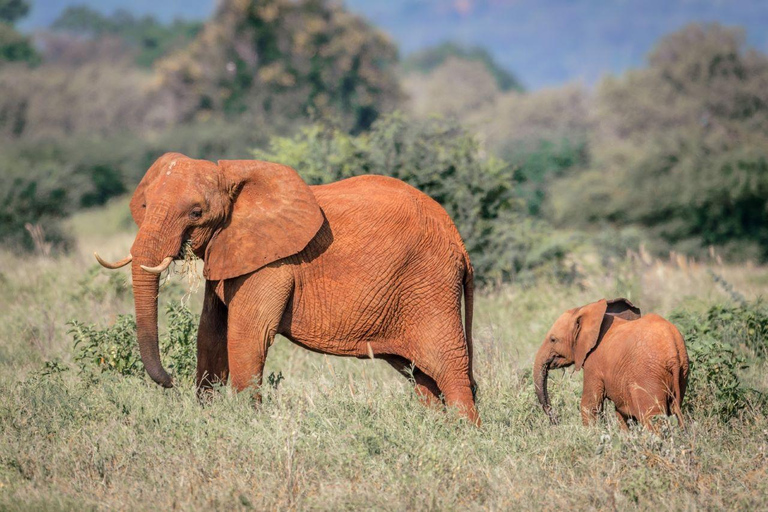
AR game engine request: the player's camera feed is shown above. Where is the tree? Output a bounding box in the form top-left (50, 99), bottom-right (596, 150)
top-left (0, 0), bottom-right (37, 65)
top-left (402, 41), bottom-right (523, 92)
top-left (550, 23), bottom-right (768, 259)
top-left (156, 0), bottom-right (401, 132)
top-left (51, 6), bottom-right (202, 67)
top-left (0, 0), bottom-right (29, 23)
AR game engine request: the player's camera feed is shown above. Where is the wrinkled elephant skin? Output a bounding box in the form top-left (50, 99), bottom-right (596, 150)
top-left (96, 153), bottom-right (479, 425)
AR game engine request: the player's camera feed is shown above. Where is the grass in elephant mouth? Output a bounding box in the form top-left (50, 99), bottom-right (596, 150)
top-left (160, 240), bottom-right (201, 304)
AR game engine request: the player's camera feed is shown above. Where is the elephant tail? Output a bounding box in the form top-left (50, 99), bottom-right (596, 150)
top-left (463, 254), bottom-right (477, 399)
top-left (671, 364), bottom-right (685, 430)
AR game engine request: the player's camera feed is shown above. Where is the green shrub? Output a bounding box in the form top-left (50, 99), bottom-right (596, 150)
top-left (69, 302), bottom-right (199, 385)
top-left (669, 299), bottom-right (766, 421)
top-left (256, 113), bottom-right (569, 283)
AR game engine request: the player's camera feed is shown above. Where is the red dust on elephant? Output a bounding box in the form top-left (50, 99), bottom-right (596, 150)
top-left (95, 153), bottom-right (480, 425)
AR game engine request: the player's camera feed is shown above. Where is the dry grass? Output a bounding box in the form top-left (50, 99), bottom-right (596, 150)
top-left (1, 202), bottom-right (767, 510)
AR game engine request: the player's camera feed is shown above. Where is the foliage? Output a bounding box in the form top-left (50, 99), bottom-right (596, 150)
top-left (669, 298), bottom-right (766, 421)
top-left (257, 112), bottom-right (568, 283)
top-left (550, 23), bottom-right (768, 260)
top-left (156, 0), bottom-right (401, 132)
top-left (70, 314), bottom-right (143, 378)
top-left (510, 138), bottom-right (589, 216)
top-left (70, 302), bottom-right (199, 385)
top-left (402, 41), bottom-right (523, 92)
top-left (0, 0), bottom-right (28, 23)
top-left (0, 135), bottom-right (137, 250)
top-left (402, 69), bottom-right (591, 214)
top-left (51, 6), bottom-right (203, 67)
top-left (402, 57), bottom-right (501, 120)
top-left (0, 53), bottom-right (159, 140)
top-left (0, 0), bottom-right (37, 66)
top-left (0, 114), bottom-right (283, 250)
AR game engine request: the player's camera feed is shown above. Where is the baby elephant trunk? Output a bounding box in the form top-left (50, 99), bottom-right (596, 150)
top-left (533, 345), bottom-right (557, 425)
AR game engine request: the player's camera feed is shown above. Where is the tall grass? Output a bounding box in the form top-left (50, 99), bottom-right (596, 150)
top-left (0, 202), bottom-right (767, 509)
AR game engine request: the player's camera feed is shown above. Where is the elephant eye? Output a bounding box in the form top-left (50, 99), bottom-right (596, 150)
top-left (189, 207), bottom-right (203, 220)
top-left (550, 336), bottom-right (557, 343)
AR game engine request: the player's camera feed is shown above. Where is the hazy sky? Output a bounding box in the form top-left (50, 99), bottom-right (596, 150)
top-left (21, 0), bottom-right (768, 89)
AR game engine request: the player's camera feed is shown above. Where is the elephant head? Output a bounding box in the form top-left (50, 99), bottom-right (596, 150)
top-left (533, 298), bottom-right (640, 424)
top-left (94, 153), bottom-right (324, 387)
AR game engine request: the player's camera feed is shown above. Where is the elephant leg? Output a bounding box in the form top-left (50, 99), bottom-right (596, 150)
top-left (225, 269), bottom-right (293, 402)
top-left (196, 281), bottom-right (229, 397)
top-left (629, 384), bottom-right (667, 431)
top-left (383, 355), bottom-right (443, 408)
top-left (615, 410), bottom-right (630, 431)
top-left (409, 318), bottom-right (480, 426)
top-left (580, 376), bottom-right (605, 426)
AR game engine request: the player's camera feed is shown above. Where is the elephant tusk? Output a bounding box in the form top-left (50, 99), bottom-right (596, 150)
top-left (94, 252), bottom-right (132, 269)
top-left (140, 256), bottom-right (174, 274)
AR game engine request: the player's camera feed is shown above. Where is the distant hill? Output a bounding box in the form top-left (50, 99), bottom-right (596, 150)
top-left (21, 0), bottom-right (768, 89)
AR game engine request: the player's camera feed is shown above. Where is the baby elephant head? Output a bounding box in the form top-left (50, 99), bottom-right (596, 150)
top-left (533, 298), bottom-right (640, 424)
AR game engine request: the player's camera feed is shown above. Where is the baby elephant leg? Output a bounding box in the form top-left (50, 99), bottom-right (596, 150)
top-left (629, 384), bottom-right (669, 431)
top-left (580, 376), bottom-right (605, 426)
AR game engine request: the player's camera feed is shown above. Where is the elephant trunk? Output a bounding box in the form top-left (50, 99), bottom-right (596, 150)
top-left (130, 218), bottom-right (178, 388)
top-left (533, 345), bottom-right (556, 425)
top-left (131, 260), bottom-right (172, 387)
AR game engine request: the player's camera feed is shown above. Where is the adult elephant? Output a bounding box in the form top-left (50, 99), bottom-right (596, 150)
top-left (95, 153), bottom-right (479, 424)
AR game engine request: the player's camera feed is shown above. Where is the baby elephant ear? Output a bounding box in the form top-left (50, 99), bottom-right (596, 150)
top-left (573, 299), bottom-right (608, 371)
top-left (606, 298), bottom-right (641, 321)
top-left (204, 160), bottom-right (324, 281)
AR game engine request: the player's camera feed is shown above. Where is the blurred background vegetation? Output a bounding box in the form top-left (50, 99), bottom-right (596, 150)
top-left (2, 0), bottom-right (768, 282)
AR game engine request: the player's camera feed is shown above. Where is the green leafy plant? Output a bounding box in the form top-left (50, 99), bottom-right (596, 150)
top-left (70, 314), bottom-right (143, 378)
top-left (69, 302), bottom-right (199, 385)
top-left (670, 299), bottom-right (765, 421)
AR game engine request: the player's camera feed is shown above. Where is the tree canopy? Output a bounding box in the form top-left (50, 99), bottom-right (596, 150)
top-left (51, 6), bottom-right (202, 67)
top-left (550, 23), bottom-right (768, 259)
top-left (403, 41), bottom-right (523, 92)
top-left (0, 0), bottom-right (37, 65)
top-left (157, 0), bottom-right (401, 132)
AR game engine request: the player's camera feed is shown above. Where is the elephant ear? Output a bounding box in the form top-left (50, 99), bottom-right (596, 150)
top-left (606, 298), bottom-right (641, 320)
top-left (129, 152), bottom-right (188, 227)
top-left (572, 299), bottom-right (608, 370)
top-left (203, 160), bottom-right (324, 281)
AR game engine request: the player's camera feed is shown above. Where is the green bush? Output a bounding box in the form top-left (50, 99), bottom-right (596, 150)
top-left (669, 299), bottom-right (766, 421)
top-left (256, 113), bottom-right (569, 283)
top-left (69, 302), bottom-right (199, 385)
top-left (507, 138), bottom-right (589, 216)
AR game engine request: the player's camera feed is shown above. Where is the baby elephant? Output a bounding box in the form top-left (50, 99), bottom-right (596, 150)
top-left (533, 298), bottom-right (689, 429)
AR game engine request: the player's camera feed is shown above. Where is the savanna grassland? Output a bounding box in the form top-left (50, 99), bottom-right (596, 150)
top-left (3, 1), bottom-right (768, 509)
top-left (1, 200), bottom-right (767, 511)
